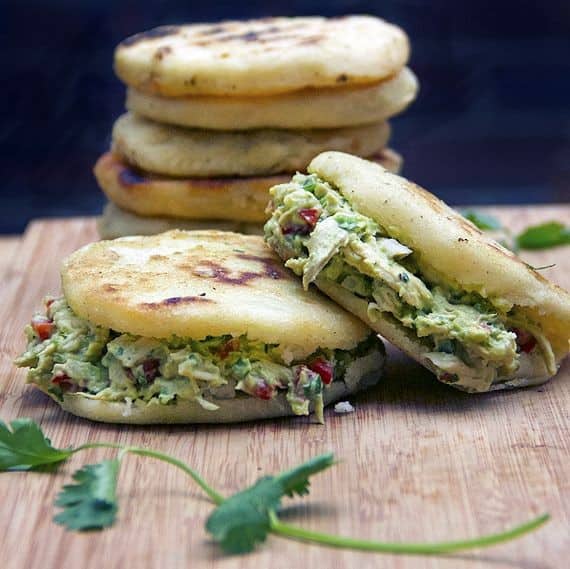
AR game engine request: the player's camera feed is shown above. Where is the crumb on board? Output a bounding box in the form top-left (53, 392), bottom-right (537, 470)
top-left (334, 401), bottom-right (355, 414)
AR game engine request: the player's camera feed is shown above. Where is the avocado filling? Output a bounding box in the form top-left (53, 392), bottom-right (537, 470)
top-left (265, 173), bottom-right (555, 392)
top-left (15, 297), bottom-right (379, 423)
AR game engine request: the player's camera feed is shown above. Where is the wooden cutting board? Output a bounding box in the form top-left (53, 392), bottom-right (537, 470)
top-left (0, 206), bottom-right (568, 569)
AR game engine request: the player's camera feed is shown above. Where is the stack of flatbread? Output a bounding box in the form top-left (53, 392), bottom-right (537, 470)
top-left (96, 15), bottom-right (418, 238)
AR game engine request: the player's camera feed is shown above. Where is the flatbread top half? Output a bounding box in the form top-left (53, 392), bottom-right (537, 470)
top-left (114, 16), bottom-right (409, 96)
top-left (61, 231), bottom-right (371, 355)
top-left (308, 152), bottom-right (570, 359)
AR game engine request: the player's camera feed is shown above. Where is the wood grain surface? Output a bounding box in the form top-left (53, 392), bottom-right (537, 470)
top-left (0, 236), bottom-right (21, 293)
top-left (0, 206), bottom-right (568, 569)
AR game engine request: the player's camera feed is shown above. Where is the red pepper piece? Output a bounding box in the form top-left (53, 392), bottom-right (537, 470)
top-left (253, 380), bottom-right (274, 400)
top-left (308, 358), bottom-right (334, 385)
top-left (32, 316), bottom-right (54, 341)
top-left (512, 328), bottom-right (537, 353)
top-left (281, 208), bottom-right (321, 236)
top-left (142, 359), bottom-right (160, 382)
top-left (51, 373), bottom-right (73, 390)
top-left (218, 338), bottom-right (240, 360)
top-left (298, 208), bottom-right (320, 228)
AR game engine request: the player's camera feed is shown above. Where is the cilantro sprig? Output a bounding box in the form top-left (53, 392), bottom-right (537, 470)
top-left (0, 418), bottom-right (550, 556)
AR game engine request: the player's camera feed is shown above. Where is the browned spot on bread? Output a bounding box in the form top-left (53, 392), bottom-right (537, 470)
top-left (185, 22), bottom-right (325, 49)
top-left (197, 25), bottom-right (226, 36)
top-left (188, 255), bottom-right (285, 286)
top-left (154, 46), bottom-right (173, 60)
top-left (118, 164), bottom-right (148, 186)
top-left (336, 73), bottom-right (348, 83)
top-left (299, 35), bottom-right (324, 46)
top-left (194, 261), bottom-right (257, 284)
top-left (197, 24), bottom-right (283, 45)
top-left (236, 254), bottom-right (286, 280)
top-left (120, 26), bottom-right (180, 48)
top-left (190, 261), bottom-right (260, 285)
top-left (236, 31), bottom-right (263, 42)
top-left (141, 296), bottom-right (213, 309)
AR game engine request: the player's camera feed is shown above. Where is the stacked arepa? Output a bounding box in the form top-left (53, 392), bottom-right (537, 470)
top-left (95, 15), bottom-right (418, 238)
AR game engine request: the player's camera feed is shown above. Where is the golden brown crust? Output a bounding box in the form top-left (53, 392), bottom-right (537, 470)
top-left (114, 16), bottom-right (409, 96)
top-left (94, 152), bottom-right (274, 222)
top-left (308, 152), bottom-right (570, 361)
top-left (61, 231), bottom-right (372, 355)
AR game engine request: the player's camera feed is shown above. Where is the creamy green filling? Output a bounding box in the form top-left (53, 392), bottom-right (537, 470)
top-left (265, 173), bottom-right (552, 392)
top-left (15, 297), bottom-right (376, 422)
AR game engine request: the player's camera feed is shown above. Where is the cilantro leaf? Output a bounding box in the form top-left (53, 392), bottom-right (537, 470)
top-left (516, 222), bottom-right (570, 250)
top-left (0, 418), bottom-right (72, 471)
top-left (275, 452), bottom-right (335, 497)
top-left (206, 476), bottom-right (283, 553)
top-left (54, 459), bottom-right (120, 530)
top-left (206, 453), bottom-right (334, 554)
top-left (461, 210), bottom-right (502, 231)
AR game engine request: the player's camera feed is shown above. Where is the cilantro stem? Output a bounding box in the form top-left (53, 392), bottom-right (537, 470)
top-left (124, 448), bottom-right (224, 505)
top-left (268, 511), bottom-right (549, 555)
top-left (74, 442), bottom-right (124, 452)
top-left (73, 442), bottom-right (224, 505)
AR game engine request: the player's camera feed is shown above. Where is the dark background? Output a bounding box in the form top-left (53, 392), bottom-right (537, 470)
top-left (1, 0), bottom-right (569, 234)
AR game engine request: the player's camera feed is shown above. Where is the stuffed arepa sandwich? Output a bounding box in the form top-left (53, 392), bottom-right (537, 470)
top-left (15, 231), bottom-right (385, 423)
top-left (264, 151), bottom-right (570, 393)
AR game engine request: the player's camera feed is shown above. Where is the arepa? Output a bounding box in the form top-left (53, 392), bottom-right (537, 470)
top-left (114, 16), bottom-right (409, 96)
top-left (125, 68), bottom-right (418, 130)
top-left (15, 231), bottom-right (385, 423)
top-left (265, 152), bottom-right (570, 393)
top-left (111, 113), bottom-right (391, 177)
